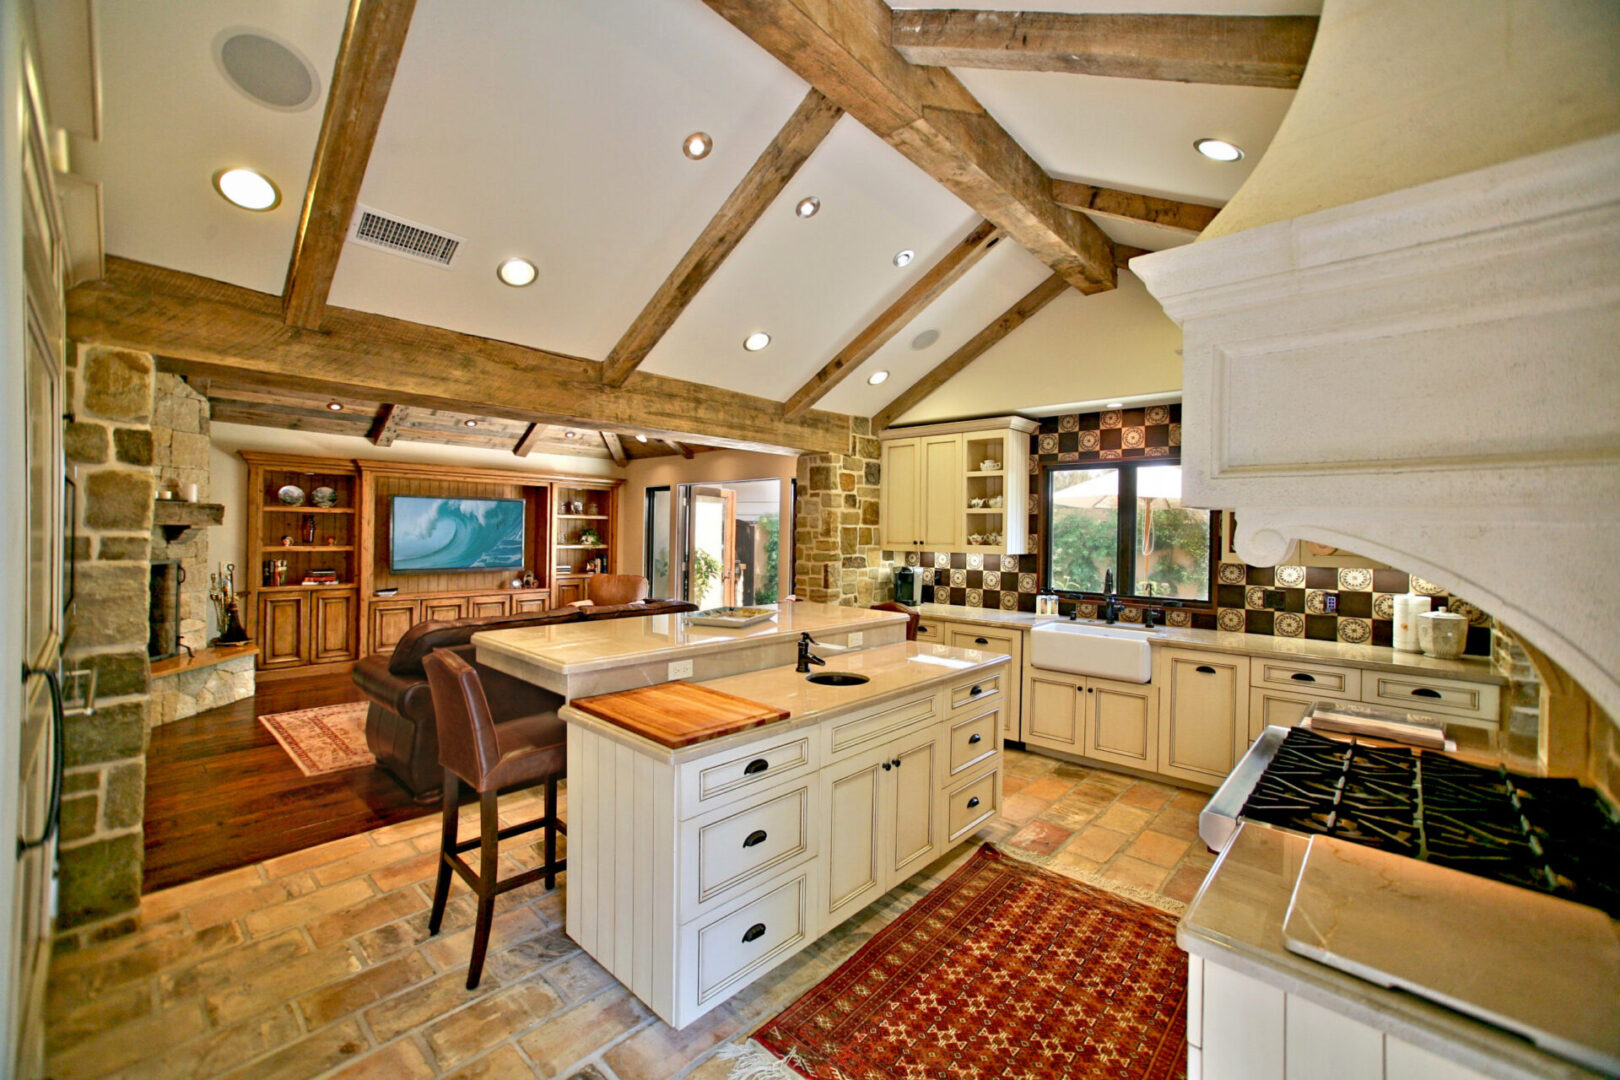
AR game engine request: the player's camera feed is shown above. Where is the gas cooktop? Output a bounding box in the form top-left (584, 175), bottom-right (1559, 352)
top-left (1237, 727), bottom-right (1620, 918)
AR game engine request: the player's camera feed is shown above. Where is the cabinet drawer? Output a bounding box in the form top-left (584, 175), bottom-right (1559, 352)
top-left (946, 767), bottom-right (1000, 843)
top-left (1251, 658), bottom-right (1360, 700)
top-left (949, 627), bottom-right (1020, 656)
top-left (684, 784), bottom-right (815, 916)
top-left (947, 707), bottom-right (999, 777)
top-left (679, 732), bottom-right (818, 819)
top-left (691, 871), bottom-right (811, 1006)
top-left (915, 617), bottom-right (954, 644)
top-left (949, 671), bottom-right (1002, 712)
top-left (826, 692), bottom-right (936, 759)
top-left (1365, 673), bottom-right (1501, 724)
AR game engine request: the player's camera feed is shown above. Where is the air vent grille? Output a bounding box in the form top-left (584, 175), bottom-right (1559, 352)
top-left (348, 206), bottom-right (463, 267)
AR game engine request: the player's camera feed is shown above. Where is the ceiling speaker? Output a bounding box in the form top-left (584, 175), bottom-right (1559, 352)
top-left (213, 28), bottom-right (320, 112)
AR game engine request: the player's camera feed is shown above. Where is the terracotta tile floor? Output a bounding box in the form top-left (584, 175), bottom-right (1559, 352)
top-left (45, 749), bottom-right (1212, 1080)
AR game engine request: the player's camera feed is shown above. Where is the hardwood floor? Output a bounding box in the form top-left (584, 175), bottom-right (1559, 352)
top-left (143, 668), bottom-right (439, 892)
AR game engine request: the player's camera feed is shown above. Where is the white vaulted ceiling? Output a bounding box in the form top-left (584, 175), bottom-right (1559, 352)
top-left (76, 0), bottom-right (1318, 433)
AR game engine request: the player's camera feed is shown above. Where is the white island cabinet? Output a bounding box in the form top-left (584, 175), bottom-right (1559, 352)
top-left (557, 642), bottom-right (1008, 1029)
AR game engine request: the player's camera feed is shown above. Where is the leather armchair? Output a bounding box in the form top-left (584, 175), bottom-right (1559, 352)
top-left (574, 574), bottom-right (649, 606)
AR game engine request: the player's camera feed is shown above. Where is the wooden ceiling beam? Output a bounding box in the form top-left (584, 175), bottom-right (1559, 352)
top-left (281, 0), bottom-right (417, 330)
top-left (513, 423), bottom-right (543, 458)
top-left (601, 88), bottom-right (843, 387)
top-left (782, 219), bottom-right (1003, 419)
top-left (663, 439), bottom-right (695, 460)
top-left (889, 10), bottom-right (1317, 89)
top-left (1050, 180), bottom-right (1219, 235)
top-left (873, 272), bottom-right (1068, 431)
top-left (70, 258), bottom-right (852, 455)
top-left (369, 403), bottom-right (407, 446)
top-left (703, 0), bottom-right (1115, 294)
top-left (600, 431), bottom-right (628, 467)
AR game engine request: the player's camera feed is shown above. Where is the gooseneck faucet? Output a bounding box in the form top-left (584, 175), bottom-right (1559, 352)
top-left (1102, 569), bottom-right (1123, 624)
top-left (796, 632), bottom-right (826, 673)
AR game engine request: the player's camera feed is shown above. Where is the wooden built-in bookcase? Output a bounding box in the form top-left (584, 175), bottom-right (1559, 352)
top-left (240, 452), bottom-right (619, 679)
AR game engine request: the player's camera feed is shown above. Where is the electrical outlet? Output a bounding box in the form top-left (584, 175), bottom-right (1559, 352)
top-left (668, 659), bottom-right (694, 680)
top-left (1324, 593), bottom-right (1338, 614)
top-left (1265, 589), bottom-right (1287, 611)
top-left (848, 632), bottom-right (863, 647)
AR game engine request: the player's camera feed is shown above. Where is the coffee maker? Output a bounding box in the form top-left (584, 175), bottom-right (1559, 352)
top-left (894, 566), bottom-right (920, 605)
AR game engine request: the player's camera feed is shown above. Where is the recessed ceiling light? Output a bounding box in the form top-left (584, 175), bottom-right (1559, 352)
top-left (683, 132), bottom-right (712, 160)
top-left (910, 329), bottom-right (939, 350)
top-left (795, 196), bottom-right (820, 219)
top-left (867, 370), bottom-right (890, 386)
top-left (1193, 138), bottom-right (1244, 162)
top-left (212, 167), bottom-right (280, 211)
top-left (635, 435), bottom-right (647, 443)
top-left (743, 332), bottom-right (771, 352)
top-left (496, 257), bottom-right (537, 287)
top-left (326, 401), bottom-right (343, 412)
top-left (564, 430), bottom-right (578, 439)
top-left (464, 419), bottom-right (477, 428)
top-left (892, 249), bottom-right (915, 268)
top-left (1105, 401), bottom-right (1124, 409)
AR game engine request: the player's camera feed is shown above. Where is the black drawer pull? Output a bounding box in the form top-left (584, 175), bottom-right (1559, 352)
top-left (1290, 672), bottom-right (1317, 683)
top-left (1195, 665), bottom-right (1217, 674)
top-left (919, 624), bottom-right (930, 634)
top-left (974, 637), bottom-right (989, 645)
top-left (742, 923), bottom-right (766, 944)
top-left (968, 732), bottom-right (982, 745)
top-left (743, 758), bottom-right (769, 775)
top-left (882, 761), bottom-right (892, 771)
top-left (966, 796), bottom-right (980, 809)
top-left (891, 758), bottom-right (902, 769)
top-left (1411, 687), bottom-right (1442, 699)
top-left (969, 684), bottom-right (983, 696)
top-left (743, 829), bottom-right (768, 849)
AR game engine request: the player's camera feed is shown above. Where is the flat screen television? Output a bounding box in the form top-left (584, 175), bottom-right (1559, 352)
top-left (390, 495), bottom-right (526, 572)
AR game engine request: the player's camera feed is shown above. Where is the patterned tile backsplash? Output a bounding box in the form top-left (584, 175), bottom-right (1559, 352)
top-left (882, 403), bottom-right (1493, 656)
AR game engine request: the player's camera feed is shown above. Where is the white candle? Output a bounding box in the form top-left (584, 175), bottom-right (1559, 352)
top-left (183, 483), bottom-right (200, 503)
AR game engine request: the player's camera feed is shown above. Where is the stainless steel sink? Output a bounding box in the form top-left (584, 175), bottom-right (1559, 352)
top-left (1029, 621), bottom-right (1157, 682)
top-left (806, 672), bottom-right (870, 687)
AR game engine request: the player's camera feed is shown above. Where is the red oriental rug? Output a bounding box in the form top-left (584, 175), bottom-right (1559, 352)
top-left (259, 702), bottom-right (375, 777)
top-left (755, 843), bottom-right (1188, 1080)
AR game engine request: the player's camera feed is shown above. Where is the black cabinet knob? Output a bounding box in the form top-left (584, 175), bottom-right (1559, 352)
top-left (968, 732), bottom-right (982, 745)
top-left (743, 829), bottom-right (768, 848)
top-left (966, 796), bottom-right (980, 809)
top-left (743, 758), bottom-right (770, 775)
top-left (1291, 672), bottom-right (1317, 683)
top-left (1195, 665), bottom-right (1217, 674)
top-left (891, 758), bottom-right (902, 769)
top-left (974, 637), bottom-right (989, 645)
top-left (1411, 687), bottom-right (1442, 699)
top-left (970, 685), bottom-right (983, 696)
top-left (742, 923), bottom-right (766, 943)
top-left (882, 761), bottom-right (892, 771)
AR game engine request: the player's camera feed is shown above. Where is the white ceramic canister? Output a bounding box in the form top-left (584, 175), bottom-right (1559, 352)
top-left (1417, 610), bottom-right (1469, 659)
top-left (1393, 594), bottom-right (1428, 653)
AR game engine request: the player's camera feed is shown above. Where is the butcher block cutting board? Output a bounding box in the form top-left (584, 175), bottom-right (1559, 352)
top-left (1282, 835), bottom-right (1620, 1075)
top-left (570, 682), bottom-right (790, 749)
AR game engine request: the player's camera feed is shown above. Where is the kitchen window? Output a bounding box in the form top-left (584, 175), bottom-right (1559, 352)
top-left (1042, 462), bottom-right (1215, 604)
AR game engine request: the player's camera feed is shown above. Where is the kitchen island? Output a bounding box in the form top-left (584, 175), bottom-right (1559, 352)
top-left (541, 638), bottom-right (1008, 1027)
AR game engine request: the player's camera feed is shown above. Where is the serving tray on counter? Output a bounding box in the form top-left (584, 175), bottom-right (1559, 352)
top-left (684, 606), bottom-right (778, 628)
top-left (570, 682), bottom-right (790, 749)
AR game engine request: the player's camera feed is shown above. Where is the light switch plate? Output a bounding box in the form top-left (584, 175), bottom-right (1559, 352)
top-left (848, 632), bottom-right (863, 646)
top-left (668, 659), bottom-right (694, 680)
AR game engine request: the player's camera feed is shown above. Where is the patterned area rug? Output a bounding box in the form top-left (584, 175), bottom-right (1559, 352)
top-left (755, 843), bottom-right (1188, 1080)
top-left (258, 702), bottom-right (375, 776)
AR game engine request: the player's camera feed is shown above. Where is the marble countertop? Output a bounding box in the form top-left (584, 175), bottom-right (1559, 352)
top-left (559, 641), bottom-right (1009, 764)
top-left (913, 602), bottom-right (1505, 684)
top-left (473, 601), bottom-right (905, 677)
top-left (1180, 823), bottom-right (1603, 1080)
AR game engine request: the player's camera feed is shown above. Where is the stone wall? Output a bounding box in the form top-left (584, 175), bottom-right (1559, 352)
top-left (59, 344), bottom-right (155, 940)
top-left (151, 653), bottom-right (255, 727)
top-left (794, 418), bottom-right (892, 607)
top-left (150, 374), bottom-right (212, 652)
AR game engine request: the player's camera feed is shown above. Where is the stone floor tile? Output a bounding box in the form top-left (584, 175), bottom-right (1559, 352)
top-left (368, 813), bottom-right (445, 847)
top-left (1094, 801), bottom-right (1154, 835)
top-left (1037, 796), bottom-right (1099, 832)
top-left (602, 1005), bottom-right (742, 1080)
top-left (1169, 788), bottom-right (1209, 812)
top-left (140, 864), bottom-right (264, 923)
top-left (540, 951), bottom-right (617, 1005)
top-left (1019, 775), bottom-right (1077, 801)
top-left (441, 1042), bottom-right (543, 1080)
top-left (1101, 855), bottom-right (1171, 892)
top-left (206, 943), bottom-right (366, 1026)
top-left (1149, 807), bottom-right (1203, 839)
top-left (422, 905), bottom-right (548, 971)
top-left (1062, 784), bottom-right (1122, 810)
top-left (307, 886), bottom-right (430, 948)
top-left (1064, 825), bottom-right (1129, 863)
top-left (216, 1018), bottom-right (370, 1080)
top-left (370, 851), bottom-right (444, 893)
top-left (1047, 847), bottom-right (1104, 876)
top-left (183, 873), bottom-right (321, 931)
top-left (367, 968), bottom-right (498, 1043)
top-left (298, 951), bottom-right (436, 1029)
top-left (160, 928), bottom-right (311, 1003)
top-left (727, 951), bottom-right (835, 1025)
top-left (261, 833), bottom-right (374, 879)
top-left (114, 1004), bottom-right (303, 1080)
top-left (48, 921), bottom-right (244, 1005)
top-left (1001, 773), bottom-right (1030, 796)
top-left (1183, 846), bottom-right (1217, 870)
top-left (44, 981), bottom-right (153, 1055)
top-left (355, 896), bottom-right (479, 965)
top-left (47, 1000), bottom-right (211, 1079)
top-left (1006, 819), bottom-right (1072, 857)
top-left (312, 841), bottom-right (423, 887)
top-left (325, 1037), bottom-right (437, 1080)
top-left (241, 878), bottom-right (376, 939)
top-left (1117, 782), bottom-right (1175, 811)
top-left (426, 975), bottom-right (563, 1071)
top-left (483, 926), bottom-right (582, 984)
top-left (1124, 830), bottom-right (1192, 869)
top-left (515, 985), bottom-right (649, 1076)
top-left (996, 791), bottom-right (1053, 825)
top-left (1162, 864), bottom-right (1209, 904)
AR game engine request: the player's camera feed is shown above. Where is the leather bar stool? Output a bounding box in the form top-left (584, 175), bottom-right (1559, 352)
top-left (870, 601), bottom-right (920, 641)
top-left (422, 648), bottom-right (567, 989)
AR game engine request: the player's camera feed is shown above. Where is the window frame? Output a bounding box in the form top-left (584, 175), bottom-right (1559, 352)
top-left (1040, 459), bottom-right (1218, 608)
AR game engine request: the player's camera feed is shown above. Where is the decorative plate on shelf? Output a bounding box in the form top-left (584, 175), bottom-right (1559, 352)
top-left (686, 606), bottom-right (778, 628)
top-left (311, 486), bottom-right (338, 508)
top-left (277, 484), bottom-right (305, 506)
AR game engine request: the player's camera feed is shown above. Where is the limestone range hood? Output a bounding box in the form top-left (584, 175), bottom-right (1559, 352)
top-left (1132, 134), bottom-right (1620, 723)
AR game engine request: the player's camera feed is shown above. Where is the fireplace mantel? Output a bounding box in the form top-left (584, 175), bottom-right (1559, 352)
top-left (1131, 133), bottom-right (1620, 722)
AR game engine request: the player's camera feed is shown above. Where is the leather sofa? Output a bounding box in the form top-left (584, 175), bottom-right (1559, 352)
top-left (353, 599), bottom-right (697, 800)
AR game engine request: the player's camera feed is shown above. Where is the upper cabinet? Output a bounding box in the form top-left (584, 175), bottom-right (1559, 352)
top-left (879, 417), bottom-right (1037, 555)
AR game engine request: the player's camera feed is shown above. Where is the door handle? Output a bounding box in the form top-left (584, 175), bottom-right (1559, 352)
top-left (968, 732), bottom-right (982, 744)
top-left (742, 923), bottom-right (766, 943)
top-left (743, 829), bottom-right (768, 849)
top-left (969, 685), bottom-right (983, 696)
top-left (882, 761), bottom-right (892, 771)
top-left (743, 758), bottom-right (770, 775)
top-left (974, 637), bottom-right (989, 645)
top-left (891, 758), bottom-right (902, 769)
top-left (1410, 687), bottom-right (1442, 699)
top-left (966, 796), bottom-right (980, 809)
top-left (1195, 665), bottom-right (1217, 674)
top-left (1290, 672), bottom-right (1317, 683)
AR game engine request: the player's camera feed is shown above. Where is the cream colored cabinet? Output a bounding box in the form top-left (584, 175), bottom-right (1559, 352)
top-left (880, 439), bottom-right (921, 548)
top-left (822, 728), bottom-right (942, 925)
top-left (948, 625), bottom-right (1024, 741)
top-left (1158, 648), bottom-right (1252, 786)
top-left (1248, 686), bottom-right (1317, 743)
top-left (1085, 678), bottom-right (1159, 772)
top-left (1245, 657), bottom-right (1503, 746)
top-left (913, 614), bottom-right (956, 646)
top-left (879, 434), bottom-right (962, 549)
top-left (1024, 667), bottom-right (1085, 753)
top-left (879, 416), bottom-right (1036, 553)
